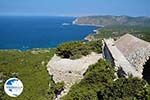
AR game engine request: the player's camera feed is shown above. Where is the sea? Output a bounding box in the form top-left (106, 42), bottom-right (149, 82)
top-left (0, 16), bottom-right (97, 50)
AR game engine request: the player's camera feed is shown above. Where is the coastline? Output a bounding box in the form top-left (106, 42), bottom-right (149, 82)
top-left (72, 18), bottom-right (103, 41)
top-left (0, 47), bottom-right (53, 52)
top-left (73, 23), bottom-right (103, 27)
top-left (0, 18), bottom-right (99, 51)
top-left (72, 18), bottom-right (104, 27)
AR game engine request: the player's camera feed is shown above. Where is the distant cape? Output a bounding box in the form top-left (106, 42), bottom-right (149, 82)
top-left (73, 15), bottom-right (150, 27)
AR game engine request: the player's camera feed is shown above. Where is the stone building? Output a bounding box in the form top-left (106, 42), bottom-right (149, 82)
top-left (103, 34), bottom-right (150, 81)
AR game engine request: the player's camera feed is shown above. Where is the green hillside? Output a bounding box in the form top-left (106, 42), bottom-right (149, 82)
top-left (93, 26), bottom-right (150, 42)
top-left (0, 49), bottom-right (56, 100)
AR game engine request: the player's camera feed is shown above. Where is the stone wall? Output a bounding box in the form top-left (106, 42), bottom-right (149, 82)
top-left (102, 40), bottom-right (115, 66)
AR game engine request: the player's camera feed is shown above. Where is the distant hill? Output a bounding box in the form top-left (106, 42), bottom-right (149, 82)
top-left (73, 15), bottom-right (150, 27)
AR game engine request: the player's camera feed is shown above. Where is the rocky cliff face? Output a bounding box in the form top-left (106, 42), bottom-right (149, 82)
top-left (74, 15), bottom-right (150, 27)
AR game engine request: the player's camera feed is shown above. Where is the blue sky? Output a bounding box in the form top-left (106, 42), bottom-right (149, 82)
top-left (0, 0), bottom-right (150, 16)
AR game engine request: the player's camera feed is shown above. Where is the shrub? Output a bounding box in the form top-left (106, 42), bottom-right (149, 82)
top-left (63, 59), bottom-right (150, 100)
top-left (62, 60), bottom-right (115, 100)
top-left (56, 40), bottom-right (102, 59)
top-left (87, 40), bottom-right (102, 53)
top-left (56, 41), bottom-right (91, 59)
top-left (54, 81), bottom-right (65, 96)
top-left (98, 77), bottom-right (149, 100)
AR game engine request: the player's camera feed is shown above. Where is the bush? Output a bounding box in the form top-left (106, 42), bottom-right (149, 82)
top-left (98, 77), bottom-right (149, 100)
top-left (56, 41), bottom-right (91, 59)
top-left (62, 60), bottom-right (115, 100)
top-left (63, 59), bottom-right (150, 100)
top-left (56, 40), bottom-right (102, 59)
top-left (87, 40), bottom-right (102, 53)
top-left (63, 86), bottom-right (98, 100)
top-left (54, 81), bottom-right (65, 96)
top-left (147, 85), bottom-right (150, 99)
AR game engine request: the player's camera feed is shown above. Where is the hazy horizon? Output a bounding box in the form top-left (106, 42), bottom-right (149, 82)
top-left (0, 14), bottom-right (149, 18)
top-left (0, 0), bottom-right (150, 17)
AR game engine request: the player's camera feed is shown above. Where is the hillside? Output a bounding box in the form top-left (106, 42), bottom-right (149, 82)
top-left (91, 25), bottom-right (150, 42)
top-left (0, 39), bottom-right (150, 100)
top-left (73, 15), bottom-right (150, 27)
top-left (0, 49), bottom-right (56, 100)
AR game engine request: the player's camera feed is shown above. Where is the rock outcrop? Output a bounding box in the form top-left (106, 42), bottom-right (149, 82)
top-left (47, 52), bottom-right (102, 100)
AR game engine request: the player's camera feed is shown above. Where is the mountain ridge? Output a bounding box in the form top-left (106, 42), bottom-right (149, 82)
top-left (73, 15), bottom-right (150, 27)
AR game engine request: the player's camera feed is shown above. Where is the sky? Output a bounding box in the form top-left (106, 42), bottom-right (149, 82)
top-left (0, 0), bottom-right (150, 17)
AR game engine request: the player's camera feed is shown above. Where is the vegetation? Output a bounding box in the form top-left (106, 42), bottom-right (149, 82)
top-left (62, 59), bottom-right (115, 100)
top-left (54, 81), bottom-right (65, 97)
top-left (94, 26), bottom-right (150, 42)
top-left (1, 49), bottom-right (149, 100)
top-left (63, 59), bottom-right (150, 100)
top-left (0, 22), bottom-right (150, 100)
top-left (75, 15), bottom-right (150, 27)
top-left (148, 86), bottom-right (150, 99)
top-left (99, 77), bottom-right (149, 100)
top-left (76, 16), bottom-right (150, 42)
top-left (0, 49), bottom-right (56, 100)
top-left (56, 41), bottom-right (91, 59)
top-left (56, 40), bottom-right (102, 59)
top-left (72, 17), bottom-right (150, 99)
top-left (0, 82), bottom-right (4, 100)
top-left (86, 40), bottom-right (102, 53)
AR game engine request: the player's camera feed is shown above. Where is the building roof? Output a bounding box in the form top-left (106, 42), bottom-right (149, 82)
top-left (114, 34), bottom-right (150, 73)
top-left (115, 34), bottom-right (150, 57)
top-left (103, 38), bottom-right (142, 78)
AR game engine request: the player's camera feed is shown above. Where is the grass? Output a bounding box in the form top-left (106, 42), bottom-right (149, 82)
top-left (0, 49), bottom-right (55, 100)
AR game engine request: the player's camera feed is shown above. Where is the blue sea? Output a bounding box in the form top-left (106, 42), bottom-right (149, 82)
top-left (0, 16), bottom-right (97, 50)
